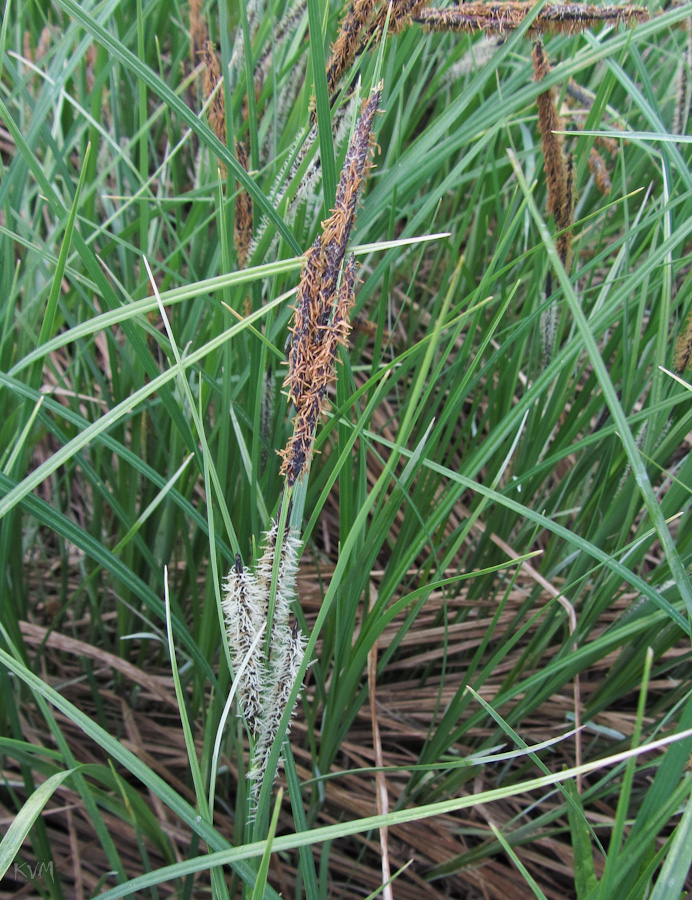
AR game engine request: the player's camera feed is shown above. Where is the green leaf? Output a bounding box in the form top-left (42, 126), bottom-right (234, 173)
top-left (565, 779), bottom-right (598, 899)
top-left (0, 768), bottom-right (77, 880)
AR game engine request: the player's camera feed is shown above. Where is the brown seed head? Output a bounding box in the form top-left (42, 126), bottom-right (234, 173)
top-left (234, 140), bottom-right (254, 268)
top-left (280, 87), bottom-right (381, 484)
top-left (203, 42), bottom-right (227, 154)
top-left (415, 2), bottom-right (648, 35)
top-left (533, 42), bottom-right (573, 266)
top-left (674, 308), bottom-right (692, 375)
top-left (190, 0), bottom-right (208, 64)
top-left (326, 0), bottom-right (378, 97)
top-left (588, 146), bottom-right (612, 195)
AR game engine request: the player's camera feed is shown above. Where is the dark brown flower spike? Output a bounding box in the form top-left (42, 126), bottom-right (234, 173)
top-left (203, 42), bottom-right (227, 152)
top-left (360, 0), bottom-right (429, 46)
top-left (566, 77), bottom-right (593, 109)
top-left (201, 42), bottom-right (254, 267)
top-left (674, 308), bottom-right (692, 374)
top-left (415, 2), bottom-right (648, 36)
top-left (325, 0), bottom-right (426, 108)
top-left (280, 87), bottom-right (381, 485)
top-left (189, 0), bottom-right (208, 66)
top-left (533, 41), bottom-right (573, 269)
top-left (326, 0), bottom-right (378, 97)
top-left (234, 139), bottom-right (254, 268)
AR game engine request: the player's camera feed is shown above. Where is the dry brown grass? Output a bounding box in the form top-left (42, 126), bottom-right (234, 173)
top-left (11, 548), bottom-right (687, 899)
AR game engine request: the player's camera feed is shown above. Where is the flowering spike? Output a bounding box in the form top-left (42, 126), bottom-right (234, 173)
top-left (674, 308), bottom-right (692, 374)
top-left (326, 0), bottom-right (377, 97)
top-left (223, 521), bottom-right (305, 811)
top-left (415, 2), bottom-right (648, 36)
top-left (533, 41), bottom-right (573, 268)
top-left (280, 86), bottom-right (381, 485)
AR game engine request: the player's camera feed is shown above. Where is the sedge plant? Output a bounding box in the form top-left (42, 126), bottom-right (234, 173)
top-left (2, 0), bottom-right (692, 898)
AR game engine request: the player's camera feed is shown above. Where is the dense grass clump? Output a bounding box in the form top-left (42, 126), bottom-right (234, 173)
top-left (2, 0), bottom-right (692, 897)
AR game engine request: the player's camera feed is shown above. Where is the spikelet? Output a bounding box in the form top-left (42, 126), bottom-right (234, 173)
top-left (554, 153), bottom-right (573, 267)
top-left (247, 521), bottom-right (304, 809)
top-left (533, 41), bottom-right (573, 269)
top-left (280, 87), bottom-right (381, 485)
top-left (260, 368), bottom-right (275, 467)
top-left (189, 0), bottom-right (208, 65)
top-left (321, 0), bottom-right (425, 114)
top-left (674, 308), bottom-right (692, 374)
top-left (234, 139), bottom-right (254, 268)
top-left (415, 2), bottom-right (648, 36)
top-left (201, 42), bottom-right (254, 265)
top-left (249, 619), bottom-right (306, 807)
top-left (222, 520), bottom-right (305, 808)
top-left (287, 92), bottom-right (359, 228)
top-left (673, 18), bottom-right (692, 138)
top-left (588, 146), bottom-right (612, 195)
top-left (251, 87), bottom-right (359, 260)
top-left (565, 78), bottom-right (621, 153)
top-left (261, 57), bottom-right (307, 165)
top-left (203, 42), bottom-right (227, 175)
top-left (36, 26), bottom-right (52, 60)
top-left (352, 311), bottom-right (389, 340)
top-left (255, 0), bottom-right (307, 95)
top-left (22, 29), bottom-right (33, 64)
top-left (356, 0), bottom-right (429, 56)
top-left (326, 0), bottom-right (377, 97)
top-left (222, 554), bottom-right (269, 734)
top-left (444, 35), bottom-right (503, 82)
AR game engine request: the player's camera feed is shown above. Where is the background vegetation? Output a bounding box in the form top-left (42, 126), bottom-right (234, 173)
top-left (2, 0), bottom-right (692, 896)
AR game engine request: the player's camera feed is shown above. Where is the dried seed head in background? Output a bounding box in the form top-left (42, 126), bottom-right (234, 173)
top-left (280, 86), bottom-right (381, 486)
top-left (359, 0), bottom-right (429, 47)
top-left (674, 308), bottom-right (692, 375)
top-left (200, 41), bottom-right (254, 268)
top-left (588, 146), bottom-right (612, 195)
top-left (326, 0), bottom-right (426, 108)
top-left (326, 0), bottom-right (378, 97)
top-left (255, 0), bottom-right (307, 96)
top-left (565, 77), bottom-right (622, 153)
top-left (415, 2), bottom-right (648, 36)
top-left (203, 42), bottom-right (226, 148)
top-left (234, 139), bottom-right (254, 268)
top-left (533, 41), bottom-right (573, 269)
top-left (189, 0), bottom-right (208, 65)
